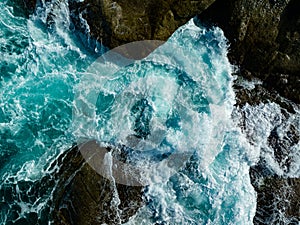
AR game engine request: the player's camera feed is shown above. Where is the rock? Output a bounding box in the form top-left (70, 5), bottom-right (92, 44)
top-left (7, 0), bottom-right (36, 18)
top-left (0, 142), bottom-right (144, 225)
top-left (51, 142), bottom-right (144, 225)
top-left (39, 0), bottom-right (299, 104)
top-left (268, 123), bottom-right (300, 174)
top-left (68, 0), bottom-right (216, 48)
top-left (234, 80), bottom-right (297, 113)
top-left (198, 0), bottom-right (300, 103)
top-left (250, 166), bottom-right (300, 224)
top-left (67, 0), bottom-right (300, 103)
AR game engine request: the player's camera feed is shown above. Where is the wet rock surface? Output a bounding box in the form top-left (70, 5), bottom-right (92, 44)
top-left (250, 166), bottom-right (300, 224)
top-left (198, 0), bottom-right (300, 104)
top-left (238, 96), bottom-right (300, 224)
top-left (234, 80), bottom-right (297, 114)
top-left (68, 0), bottom-right (216, 48)
top-left (51, 144), bottom-right (144, 225)
top-left (0, 143), bottom-right (144, 225)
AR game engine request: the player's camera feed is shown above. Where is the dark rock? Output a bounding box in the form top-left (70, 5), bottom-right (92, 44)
top-left (198, 0), bottom-right (300, 103)
top-left (246, 103), bottom-right (300, 224)
top-left (268, 123), bottom-right (299, 174)
top-left (68, 0), bottom-right (216, 48)
top-left (51, 142), bottom-right (144, 225)
top-left (7, 0), bottom-right (36, 18)
top-left (250, 166), bottom-right (300, 224)
top-left (66, 0), bottom-right (300, 103)
top-left (237, 86), bottom-right (300, 224)
top-left (38, 0), bottom-right (299, 104)
top-left (234, 79), bottom-right (297, 113)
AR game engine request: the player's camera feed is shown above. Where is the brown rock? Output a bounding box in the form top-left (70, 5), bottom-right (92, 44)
top-left (68, 0), bottom-right (216, 48)
top-left (51, 143), bottom-right (144, 225)
top-left (198, 0), bottom-right (300, 103)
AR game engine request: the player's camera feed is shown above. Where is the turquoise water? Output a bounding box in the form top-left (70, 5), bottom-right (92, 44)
top-left (0, 1), bottom-right (95, 223)
top-left (0, 1), bottom-right (263, 224)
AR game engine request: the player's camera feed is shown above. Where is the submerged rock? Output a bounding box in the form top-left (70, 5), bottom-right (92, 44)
top-left (234, 79), bottom-right (298, 115)
top-left (255, 113), bottom-right (300, 224)
top-left (238, 99), bottom-right (300, 224)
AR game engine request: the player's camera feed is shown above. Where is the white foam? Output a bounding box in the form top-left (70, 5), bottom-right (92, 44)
top-left (237, 102), bottom-right (300, 177)
top-left (108, 19), bottom-right (257, 224)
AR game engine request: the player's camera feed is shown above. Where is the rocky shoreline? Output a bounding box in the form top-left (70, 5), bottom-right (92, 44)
top-left (66, 0), bottom-right (300, 105)
top-left (50, 144), bottom-right (144, 225)
top-left (14, 0), bottom-right (300, 224)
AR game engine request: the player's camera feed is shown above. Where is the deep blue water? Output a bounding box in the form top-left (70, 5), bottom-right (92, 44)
top-left (1, 1), bottom-right (299, 224)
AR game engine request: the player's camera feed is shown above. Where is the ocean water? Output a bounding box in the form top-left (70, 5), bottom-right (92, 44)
top-left (0, 0), bottom-right (299, 224)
